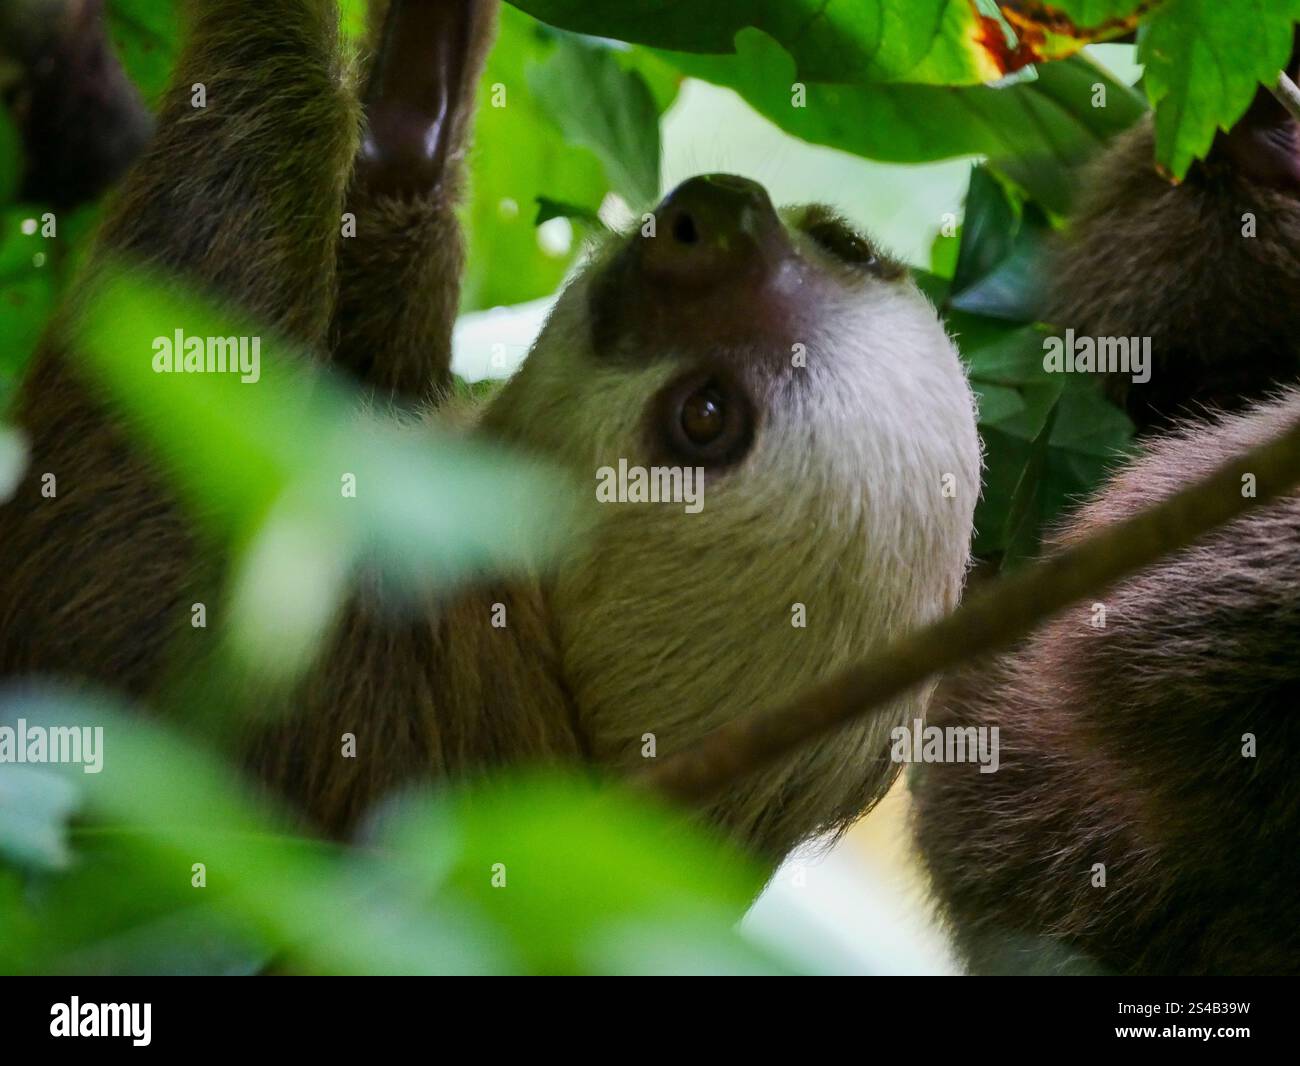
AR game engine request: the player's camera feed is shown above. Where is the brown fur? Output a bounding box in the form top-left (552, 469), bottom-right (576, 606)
top-left (0, 0), bottom-right (360, 698)
top-left (0, 0), bottom-right (981, 862)
top-left (0, 0), bottom-right (521, 834)
top-left (1051, 114), bottom-right (1300, 431)
top-left (913, 391), bottom-right (1300, 975)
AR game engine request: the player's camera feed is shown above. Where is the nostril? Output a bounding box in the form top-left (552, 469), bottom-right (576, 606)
top-left (672, 211), bottom-right (699, 245)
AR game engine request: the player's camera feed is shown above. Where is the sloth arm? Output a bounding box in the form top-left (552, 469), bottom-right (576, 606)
top-left (0, 1), bottom-right (578, 833)
top-left (328, 0), bottom-right (498, 404)
top-left (0, 0), bottom-right (358, 692)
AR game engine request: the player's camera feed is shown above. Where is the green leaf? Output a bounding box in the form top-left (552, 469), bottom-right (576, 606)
top-left (510, 0), bottom-right (1018, 85)
top-left (535, 196), bottom-right (603, 227)
top-left (661, 31), bottom-right (1144, 214)
top-left (376, 774), bottom-right (777, 974)
top-left (0, 203), bottom-right (58, 386)
top-left (949, 168), bottom-right (1052, 322)
top-left (1053, 1), bottom-right (1148, 19)
top-left (961, 321), bottom-right (1134, 556)
top-left (106, 0), bottom-right (181, 108)
top-left (970, 380), bottom-right (1027, 425)
top-left (51, 905), bottom-right (270, 977)
top-left (1001, 400), bottom-right (1060, 568)
top-left (3, 692), bottom-right (789, 975)
top-left (951, 167), bottom-right (1018, 297)
top-left (71, 267), bottom-right (580, 679)
top-left (995, 1), bottom-right (1147, 63)
top-left (0, 204), bottom-right (104, 395)
top-left (2, 694), bottom-right (505, 975)
top-left (1139, 0), bottom-right (1300, 179)
top-left (529, 35), bottom-right (662, 206)
top-left (463, 7), bottom-right (610, 309)
top-left (929, 226), bottom-right (961, 280)
top-left (962, 321), bottom-right (1054, 385)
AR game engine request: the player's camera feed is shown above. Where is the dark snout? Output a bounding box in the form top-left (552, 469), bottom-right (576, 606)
top-left (590, 174), bottom-right (808, 357)
top-left (640, 174), bottom-right (792, 287)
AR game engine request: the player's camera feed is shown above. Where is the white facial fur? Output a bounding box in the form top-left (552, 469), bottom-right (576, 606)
top-left (482, 199), bottom-right (981, 858)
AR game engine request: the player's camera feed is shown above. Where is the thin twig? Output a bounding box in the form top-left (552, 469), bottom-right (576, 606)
top-left (1270, 69), bottom-right (1300, 123)
top-left (638, 408), bottom-right (1300, 805)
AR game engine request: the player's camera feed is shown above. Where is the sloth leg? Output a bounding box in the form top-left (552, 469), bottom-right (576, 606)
top-left (328, 0), bottom-right (498, 404)
top-left (0, 0), bottom-right (357, 690)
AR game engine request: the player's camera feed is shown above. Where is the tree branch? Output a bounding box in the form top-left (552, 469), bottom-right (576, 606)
top-left (1270, 69), bottom-right (1300, 124)
top-left (638, 406), bottom-right (1300, 805)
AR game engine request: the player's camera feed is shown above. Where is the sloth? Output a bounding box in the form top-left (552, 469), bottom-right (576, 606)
top-left (914, 79), bottom-right (1300, 974)
top-left (0, 0), bottom-right (980, 862)
top-left (912, 391), bottom-right (1300, 976)
top-left (1050, 70), bottom-right (1300, 433)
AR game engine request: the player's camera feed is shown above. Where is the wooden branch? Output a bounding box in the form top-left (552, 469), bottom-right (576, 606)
top-left (1270, 69), bottom-right (1300, 124)
top-left (638, 407), bottom-right (1300, 805)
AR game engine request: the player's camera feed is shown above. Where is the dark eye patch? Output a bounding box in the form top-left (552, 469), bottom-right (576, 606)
top-left (800, 207), bottom-right (905, 279)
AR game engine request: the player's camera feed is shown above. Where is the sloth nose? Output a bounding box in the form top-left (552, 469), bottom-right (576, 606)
top-left (640, 174), bottom-right (790, 286)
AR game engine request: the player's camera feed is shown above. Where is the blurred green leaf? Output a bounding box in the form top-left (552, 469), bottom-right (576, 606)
top-left (375, 774), bottom-right (776, 974)
top-left (72, 267), bottom-right (580, 678)
top-left (51, 904), bottom-right (270, 977)
top-left (1051, 1), bottom-right (1146, 19)
top-left (2, 691), bottom-right (788, 976)
top-left (3, 693), bottom-right (506, 975)
top-left (0, 765), bottom-right (80, 871)
top-left (0, 203), bottom-right (105, 403)
top-left (106, 0), bottom-right (181, 108)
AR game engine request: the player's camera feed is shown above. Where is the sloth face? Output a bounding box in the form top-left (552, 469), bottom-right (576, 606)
top-left (483, 174), bottom-right (980, 857)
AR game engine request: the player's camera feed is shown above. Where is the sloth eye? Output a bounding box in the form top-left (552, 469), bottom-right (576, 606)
top-left (802, 211), bottom-right (904, 278)
top-left (806, 218), bottom-right (879, 269)
top-left (654, 371), bottom-right (755, 466)
top-left (681, 388), bottom-right (724, 446)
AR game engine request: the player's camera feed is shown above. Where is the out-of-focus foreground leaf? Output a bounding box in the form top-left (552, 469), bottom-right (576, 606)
top-left (105, 0), bottom-right (180, 108)
top-left (0, 691), bottom-right (781, 975)
top-left (72, 267), bottom-right (580, 676)
top-left (0, 692), bottom-right (504, 975)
